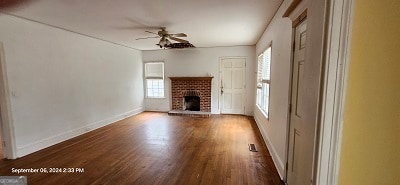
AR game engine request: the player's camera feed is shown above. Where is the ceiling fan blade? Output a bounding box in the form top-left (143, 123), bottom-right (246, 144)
top-left (115, 25), bottom-right (138, 30)
top-left (169, 36), bottom-right (189, 43)
top-left (169, 33), bottom-right (187, 37)
top-left (136, 36), bottom-right (160, 40)
top-left (116, 25), bottom-right (160, 30)
top-left (145, 30), bottom-right (159, 35)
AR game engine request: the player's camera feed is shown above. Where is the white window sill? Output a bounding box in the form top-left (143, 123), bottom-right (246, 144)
top-left (256, 104), bottom-right (269, 120)
top-left (145, 97), bottom-right (166, 99)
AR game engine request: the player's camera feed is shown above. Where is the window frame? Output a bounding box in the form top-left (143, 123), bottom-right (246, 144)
top-left (144, 61), bottom-right (165, 98)
top-left (256, 44), bottom-right (272, 118)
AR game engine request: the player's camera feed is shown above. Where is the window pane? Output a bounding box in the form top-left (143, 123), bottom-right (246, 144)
top-left (153, 82), bottom-right (159, 89)
top-left (264, 47), bottom-right (271, 80)
top-left (158, 80), bottom-right (163, 86)
top-left (257, 46), bottom-right (271, 117)
top-left (157, 92), bottom-right (161, 97)
top-left (147, 89), bottom-right (153, 97)
top-left (257, 89), bottom-right (262, 106)
top-left (263, 83), bottom-right (269, 114)
top-left (146, 79), bottom-right (164, 98)
top-left (257, 54), bottom-right (264, 83)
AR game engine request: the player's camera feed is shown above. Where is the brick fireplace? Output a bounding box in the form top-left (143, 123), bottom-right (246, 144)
top-left (169, 77), bottom-right (213, 112)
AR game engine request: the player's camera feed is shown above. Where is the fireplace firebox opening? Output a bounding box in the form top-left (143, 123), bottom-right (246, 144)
top-left (184, 96), bottom-right (200, 111)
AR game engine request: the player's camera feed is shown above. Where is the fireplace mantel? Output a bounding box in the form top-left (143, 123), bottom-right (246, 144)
top-left (169, 77), bottom-right (213, 81)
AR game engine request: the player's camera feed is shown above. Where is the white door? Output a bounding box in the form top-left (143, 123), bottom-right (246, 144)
top-left (0, 43), bottom-right (8, 159)
top-left (220, 58), bottom-right (246, 114)
top-left (287, 19), bottom-right (311, 185)
top-left (0, 112), bottom-right (3, 159)
top-left (0, 43), bottom-right (16, 159)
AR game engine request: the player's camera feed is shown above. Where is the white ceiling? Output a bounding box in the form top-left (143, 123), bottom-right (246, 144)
top-left (2, 0), bottom-right (283, 50)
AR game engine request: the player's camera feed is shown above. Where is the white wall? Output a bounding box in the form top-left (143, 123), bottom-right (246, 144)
top-left (254, 0), bottom-right (292, 178)
top-left (255, 0), bottom-right (330, 181)
top-left (142, 46), bottom-right (256, 115)
top-left (0, 14), bottom-right (144, 158)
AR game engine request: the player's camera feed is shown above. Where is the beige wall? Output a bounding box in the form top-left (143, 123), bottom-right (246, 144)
top-left (339, 1), bottom-right (400, 185)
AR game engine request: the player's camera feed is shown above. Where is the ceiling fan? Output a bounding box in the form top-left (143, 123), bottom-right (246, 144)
top-left (136, 27), bottom-right (191, 48)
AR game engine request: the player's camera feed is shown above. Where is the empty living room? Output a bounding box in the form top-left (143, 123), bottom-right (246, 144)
top-left (0, 0), bottom-right (399, 185)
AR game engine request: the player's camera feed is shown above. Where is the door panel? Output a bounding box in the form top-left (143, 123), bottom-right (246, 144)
top-left (291, 129), bottom-right (301, 172)
top-left (224, 70), bottom-right (233, 89)
top-left (232, 93), bottom-right (243, 109)
top-left (223, 94), bottom-right (232, 109)
top-left (232, 70), bottom-right (244, 89)
top-left (220, 58), bottom-right (246, 114)
top-left (295, 61), bottom-right (305, 117)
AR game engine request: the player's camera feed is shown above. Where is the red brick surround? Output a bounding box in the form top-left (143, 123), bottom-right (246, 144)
top-left (170, 77), bottom-right (213, 112)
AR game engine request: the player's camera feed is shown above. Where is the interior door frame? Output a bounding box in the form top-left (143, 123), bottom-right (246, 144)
top-left (0, 43), bottom-right (17, 159)
top-left (313, 0), bottom-right (354, 184)
top-left (218, 57), bottom-right (246, 114)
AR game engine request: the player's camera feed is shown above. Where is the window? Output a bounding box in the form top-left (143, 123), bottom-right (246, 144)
top-left (144, 62), bottom-right (164, 98)
top-left (256, 46), bottom-right (272, 117)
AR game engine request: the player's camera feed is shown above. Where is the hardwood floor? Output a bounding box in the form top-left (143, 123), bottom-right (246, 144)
top-left (0, 112), bottom-right (283, 185)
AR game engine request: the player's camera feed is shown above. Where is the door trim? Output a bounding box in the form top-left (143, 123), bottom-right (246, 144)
top-left (313, 0), bottom-right (354, 184)
top-left (218, 57), bottom-right (246, 114)
top-left (0, 43), bottom-right (17, 159)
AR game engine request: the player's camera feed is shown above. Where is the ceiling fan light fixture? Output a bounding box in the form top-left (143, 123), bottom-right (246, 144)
top-left (159, 37), bottom-right (172, 48)
top-left (159, 38), bottom-right (166, 46)
top-left (166, 43), bottom-right (195, 49)
top-left (137, 28), bottom-right (190, 49)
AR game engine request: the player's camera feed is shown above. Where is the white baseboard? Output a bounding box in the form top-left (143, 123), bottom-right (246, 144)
top-left (254, 109), bottom-right (286, 180)
top-left (16, 107), bottom-right (145, 157)
top-left (245, 110), bottom-right (254, 116)
top-left (145, 106), bottom-right (170, 112)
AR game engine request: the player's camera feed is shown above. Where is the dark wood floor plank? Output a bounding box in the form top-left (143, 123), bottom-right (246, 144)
top-left (0, 112), bottom-right (282, 185)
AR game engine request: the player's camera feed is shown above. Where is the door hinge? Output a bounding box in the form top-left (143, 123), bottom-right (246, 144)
top-left (2, 141), bottom-right (5, 147)
top-left (289, 104), bottom-right (292, 113)
top-left (292, 42), bottom-right (296, 51)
